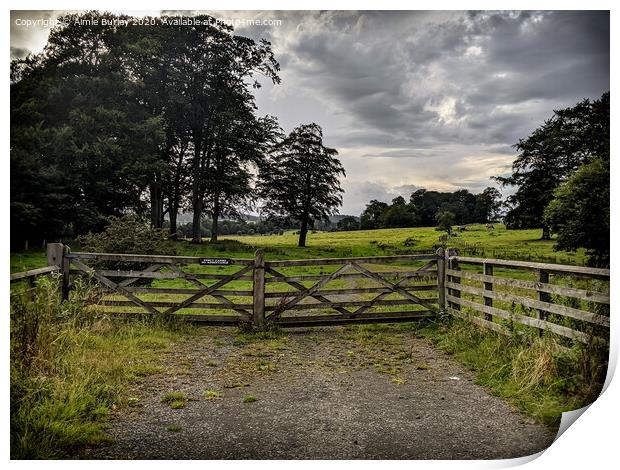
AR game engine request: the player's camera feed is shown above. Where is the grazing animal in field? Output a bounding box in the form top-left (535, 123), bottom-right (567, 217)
top-left (457, 225), bottom-right (467, 232)
top-left (485, 223), bottom-right (495, 230)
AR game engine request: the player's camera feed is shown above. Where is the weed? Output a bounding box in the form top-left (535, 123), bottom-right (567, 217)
top-left (162, 391), bottom-right (186, 403)
top-left (127, 397), bottom-right (140, 407)
top-left (162, 392), bottom-right (187, 409)
top-left (419, 319), bottom-right (606, 426)
top-left (375, 366), bottom-right (400, 375)
top-left (243, 395), bottom-right (257, 403)
top-left (256, 360), bottom-right (277, 372)
top-left (10, 277), bottom-right (189, 458)
top-left (166, 424), bottom-right (182, 432)
top-left (203, 389), bottom-right (223, 400)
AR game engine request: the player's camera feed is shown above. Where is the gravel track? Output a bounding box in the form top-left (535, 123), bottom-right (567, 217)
top-left (82, 326), bottom-right (557, 460)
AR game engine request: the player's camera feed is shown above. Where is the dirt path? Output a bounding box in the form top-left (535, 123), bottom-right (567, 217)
top-left (82, 325), bottom-right (557, 460)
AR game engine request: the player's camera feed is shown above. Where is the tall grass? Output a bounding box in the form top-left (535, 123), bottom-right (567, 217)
top-left (420, 318), bottom-right (608, 426)
top-left (10, 275), bottom-right (193, 459)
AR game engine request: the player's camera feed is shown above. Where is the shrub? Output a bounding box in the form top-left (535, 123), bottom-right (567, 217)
top-left (76, 215), bottom-right (176, 256)
top-left (403, 237), bottom-right (419, 247)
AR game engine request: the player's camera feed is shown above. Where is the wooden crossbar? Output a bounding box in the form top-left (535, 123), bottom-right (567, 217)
top-left (265, 266), bottom-right (353, 317)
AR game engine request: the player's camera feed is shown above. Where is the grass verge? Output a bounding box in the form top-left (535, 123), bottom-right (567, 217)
top-left (418, 318), bottom-right (608, 426)
top-left (10, 275), bottom-right (195, 458)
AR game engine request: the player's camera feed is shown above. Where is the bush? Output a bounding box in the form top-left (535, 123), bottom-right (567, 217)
top-left (403, 237), bottom-right (419, 247)
top-left (76, 215), bottom-right (176, 255)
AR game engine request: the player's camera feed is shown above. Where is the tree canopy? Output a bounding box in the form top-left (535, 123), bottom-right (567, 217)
top-left (10, 12), bottom-right (281, 247)
top-left (257, 123), bottom-right (345, 247)
top-left (496, 92), bottom-right (609, 239)
top-left (359, 187), bottom-right (502, 230)
top-left (544, 158), bottom-right (610, 267)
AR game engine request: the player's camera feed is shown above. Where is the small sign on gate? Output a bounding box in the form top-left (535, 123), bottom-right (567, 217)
top-left (199, 258), bottom-right (231, 266)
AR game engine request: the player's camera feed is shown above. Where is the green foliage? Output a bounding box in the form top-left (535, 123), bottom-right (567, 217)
top-left (162, 392), bottom-right (188, 409)
top-left (10, 276), bottom-right (189, 458)
top-left (360, 187), bottom-right (501, 230)
top-left (544, 158), bottom-right (610, 267)
top-left (76, 215), bottom-right (176, 255)
top-left (435, 210), bottom-right (456, 235)
top-left (10, 12), bottom-right (281, 247)
top-left (11, 12), bottom-right (166, 246)
top-left (257, 123), bottom-right (345, 247)
top-left (203, 390), bottom-right (223, 400)
top-left (381, 197), bottom-right (418, 228)
top-left (336, 215), bottom-right (360, 231)
top-left (497, 92), bottom-right (609, 239)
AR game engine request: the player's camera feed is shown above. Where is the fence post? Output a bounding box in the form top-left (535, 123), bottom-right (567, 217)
top-left (47, 243), bottom-right (70, 301)
top-left (537, 270), bottom-right (550, 337)
top-left (447, 248), bottom-right (461, 311)
top-left (253, 249), bottom-right (265, 326)
top-left (436, 248), bottom-right (446, 312)
top-left (483, 263), bottom-right (493, 321)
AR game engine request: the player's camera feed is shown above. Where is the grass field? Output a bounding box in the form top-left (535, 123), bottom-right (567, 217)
top-left (10, 224), bottom-right (587, 273)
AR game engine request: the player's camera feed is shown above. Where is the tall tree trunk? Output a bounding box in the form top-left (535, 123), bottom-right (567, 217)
top-left (541, 224), bottom-right (551, 240)
top-left (298, 216), bottom-right (308, 247)
top-left (191, 138), bottom-right (203, 243)
top-left (210, 217), bottom-right (219, 243)
top-left (192, 202), bottom-right (202, 243)
top-left (169, 204), bottom-right (178, 239)
top-left (210, 193), bottom-right (220, 243)
top-left (150, 182), bottom-right (163, 229)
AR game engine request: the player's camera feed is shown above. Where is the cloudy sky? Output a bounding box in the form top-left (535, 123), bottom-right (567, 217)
top-left (10, 10), bottom-right (610, 215)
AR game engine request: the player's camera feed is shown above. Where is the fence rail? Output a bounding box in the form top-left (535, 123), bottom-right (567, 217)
top-left (444, 254), bottom-right (610, 343)
top-left (9, 244), bottom-right (611, 344)
top-left (10, 265), bottom-right (59, 283)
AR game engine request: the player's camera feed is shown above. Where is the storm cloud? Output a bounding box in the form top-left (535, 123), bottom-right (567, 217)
top-left (11, 10), bottom-right (610, 215)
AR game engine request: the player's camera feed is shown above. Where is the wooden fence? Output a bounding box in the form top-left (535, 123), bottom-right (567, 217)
top-left (11, 244), bottom-right (610, 343)
top-left (444, 252), bottom-right (610, 343)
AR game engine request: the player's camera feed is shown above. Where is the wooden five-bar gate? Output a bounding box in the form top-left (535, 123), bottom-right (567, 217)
top-left (13, 243), bottom-right (609, 343)
top-left (40, 244), bottom-right (441, 327)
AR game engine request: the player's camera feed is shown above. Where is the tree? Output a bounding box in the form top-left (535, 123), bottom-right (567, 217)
top-left (544, 158), bottom-right (609, 267)
top-left (474, 187), bottom-right (502, 223)
top-left (435, 210), bottom-right (455, 235)
top-left (165, 19), bottom-right (280, 243)
top-left (337, 216), bottom-right (360, 231)
top-left (10, 12), bottom-right (164, 246)
top-left (257, 123), bottom-right (345, 247)
top-left (409, 189), bottom-right (450, 226)
top-left (381, 196), bottom-right (418, 228)
top-left (204, 114), bottom-right (282, 242)
top-left (438, 189), bottom-right (476, 225)
top-left (360, 200), bottom-right (389, 229)
top-left (496, 92), bottom-right (609, 239)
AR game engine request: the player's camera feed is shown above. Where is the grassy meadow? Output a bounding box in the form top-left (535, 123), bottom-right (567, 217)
top-left (10, 223), bottom-right (587, 274)
top-left (10, 224), bottom-right (589, 320)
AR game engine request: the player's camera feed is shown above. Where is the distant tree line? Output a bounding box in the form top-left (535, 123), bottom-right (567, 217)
top-left (11, 12), bottom-right (344, 248)
top-left (173, 218), bottom-right (286, 238)
top-left (356, 187), bottom-right (502, 231)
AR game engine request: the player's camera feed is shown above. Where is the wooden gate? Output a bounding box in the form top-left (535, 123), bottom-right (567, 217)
top-left (259, 253), bottom-right (442, 326)
top-left (48, 244), bottom-right (442, 326)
